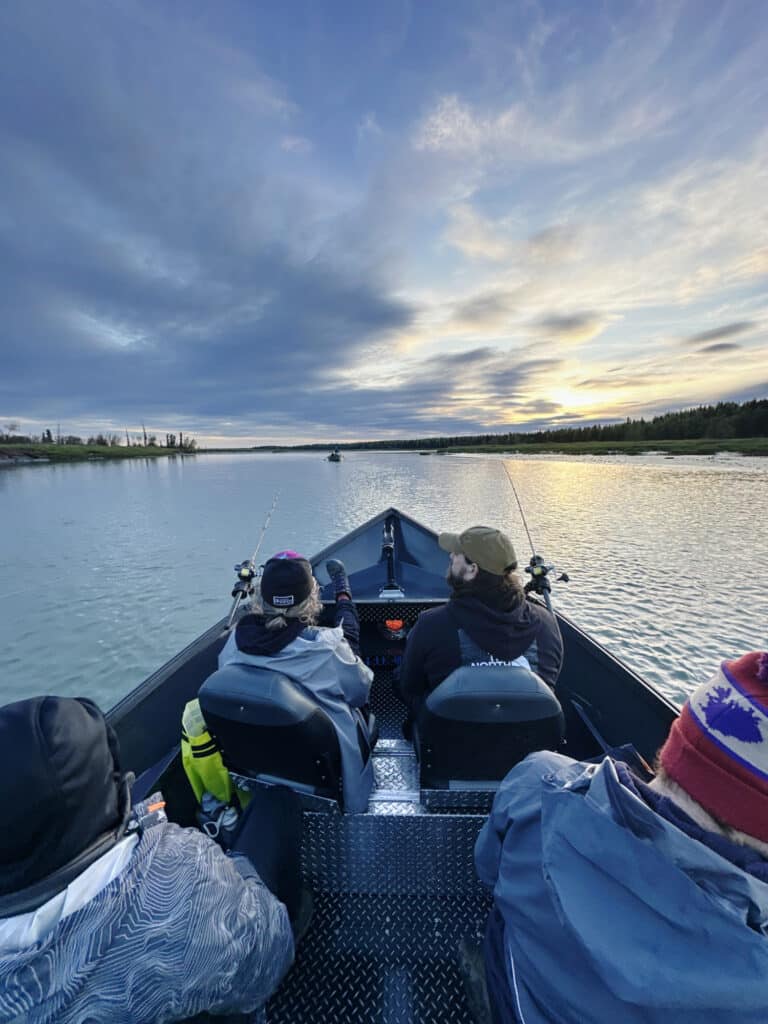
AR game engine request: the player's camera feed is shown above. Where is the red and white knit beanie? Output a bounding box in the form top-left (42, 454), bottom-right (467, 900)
top-left (660, 652), bottom-right (768, 843)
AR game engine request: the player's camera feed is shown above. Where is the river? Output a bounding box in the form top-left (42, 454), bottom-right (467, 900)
top-left (0, 450), bottom-right (765, 709)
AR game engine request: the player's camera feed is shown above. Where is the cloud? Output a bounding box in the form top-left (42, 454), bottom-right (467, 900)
top-left (698, 342), bottom-right (742, 354)
top-left (2, 1), bottom-right (767, 442)
top-left (450, 291), bottom-right (517, 329)
top-left (409, 3), bottom-right (695, 173)
top-left (301, 347), bottom-right (569, 437)
top-left (535, 312), bottom-right (606, 345)
top-left (577, 374), bottom-right (669, 390)
top-left (444, 204), bottom-right (513, 261)
top-left (526, 225), bottom-right (582, 265)
top-left (280, 135), bottom-right (313, 154)
top-left (411, 89), bottom-right (674, 166)
top-left (720, 380), bottom-right (768, 404)
top-left (735, 248), bottom-right (768, 278)
top-left (413, 95), bottom-right (484, 154)
top-left (0, 2), bottom-right (419, 438)
top-left (684, 321), bottom-right (755, 344)
top-left (424, 346), bottom-right (497, 369)
top-left (516, 399), bottom-right (562, 416)
top-left (357, 112), bottom-right (384, 142)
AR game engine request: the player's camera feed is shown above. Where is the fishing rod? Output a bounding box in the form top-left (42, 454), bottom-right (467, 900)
top-left (226, 492), bottom-right (280, 628)
top-left (500, 460), bottom-right (568, 612)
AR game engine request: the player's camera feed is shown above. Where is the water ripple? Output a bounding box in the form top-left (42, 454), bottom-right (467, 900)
top-left (1, 452), bottom-right (765, 709)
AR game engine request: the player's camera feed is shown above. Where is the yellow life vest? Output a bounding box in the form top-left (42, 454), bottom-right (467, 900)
top-left (180, 699), bottom-right (233, 805)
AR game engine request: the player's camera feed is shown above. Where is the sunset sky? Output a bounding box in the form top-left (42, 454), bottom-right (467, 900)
top-left (1, 0), bottom-right (766, 444)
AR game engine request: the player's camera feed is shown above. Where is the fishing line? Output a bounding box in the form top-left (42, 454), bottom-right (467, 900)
top-left (498, 458), bottom-right (568, 611)
top-left (226, 491), bottom-right (280, 628)
top-left (248, 491), bottom-right (280, 567)
top-left (500, 459), bottom-right (536, 557)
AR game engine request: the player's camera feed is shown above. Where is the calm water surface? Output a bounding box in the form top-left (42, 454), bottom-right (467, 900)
top-left (1, 451), bottom-right (766, 709)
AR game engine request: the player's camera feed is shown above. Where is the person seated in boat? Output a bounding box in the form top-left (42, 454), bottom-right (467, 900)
top-left (0, 695), bottom-right (295, 1023)
top-left (397, 525), bottom-right (563, 724)
top-left (218, 551), bottom-right (375, 813)
top-left (474, 651), bottom-right (768, 1024)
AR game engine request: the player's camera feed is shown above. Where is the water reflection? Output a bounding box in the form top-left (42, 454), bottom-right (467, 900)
top-left (0, 451), bottom-right (765, 708)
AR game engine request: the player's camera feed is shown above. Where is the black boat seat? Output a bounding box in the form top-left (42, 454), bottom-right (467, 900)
top-left (198, 663), bottom-right (345, 807)
top-left (414, 664), bottom-right (565, 789)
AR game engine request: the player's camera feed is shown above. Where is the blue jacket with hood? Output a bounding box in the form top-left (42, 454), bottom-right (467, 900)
top-left (475, 751), bottom-right (768, 1024)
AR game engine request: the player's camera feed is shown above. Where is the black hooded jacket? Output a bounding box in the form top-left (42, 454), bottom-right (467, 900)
top-left (0, 696), bottom-right (129, 914)
top-left (398, 591), bottom-right (563, 712)
top-left (232, 600), bottom-right (362, 659)
top-left (233, 613), bottom-right (306, 656)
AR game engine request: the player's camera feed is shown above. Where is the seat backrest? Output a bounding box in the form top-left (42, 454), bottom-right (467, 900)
top-left (199, 663), bottom-right (344, 806)
top-left (415, 664), bottom-right (564, 789)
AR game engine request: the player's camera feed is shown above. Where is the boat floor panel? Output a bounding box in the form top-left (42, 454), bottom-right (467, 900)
top-left (369, 667), bottom-right (407, 741)
top-left (302, 812), bottom-right (487, 895)
top-left (372, 748), bottom-right (418, 793)
top-left (267, 890), bottom-right (491, 1024)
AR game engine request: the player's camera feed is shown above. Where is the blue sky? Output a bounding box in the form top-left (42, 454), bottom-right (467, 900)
top-left (1, 0), bottom-right (766, 444)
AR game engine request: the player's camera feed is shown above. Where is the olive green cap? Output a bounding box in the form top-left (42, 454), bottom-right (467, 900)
top-left (438, 525), bottom-right (517, 574)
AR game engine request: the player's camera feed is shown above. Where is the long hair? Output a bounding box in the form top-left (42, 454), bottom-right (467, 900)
top-left (450, 567), bottom-right (525, 612)
top-left (252, 582), bottom-right (323, 631)
top-left (650, 764), bottom-right (768, 859)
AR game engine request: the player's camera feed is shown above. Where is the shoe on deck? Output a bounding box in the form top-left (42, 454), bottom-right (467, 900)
top-left (290, 886), bottom-right (314, 948)
top-left (457, 936), bottom-right (494, 1024)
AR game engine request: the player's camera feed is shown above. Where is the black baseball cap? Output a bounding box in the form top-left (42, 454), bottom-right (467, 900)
top-left (261, 553), bottom-right (315, 608)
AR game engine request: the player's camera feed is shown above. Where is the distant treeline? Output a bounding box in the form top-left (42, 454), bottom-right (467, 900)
top-left (0, 424), bottom-right (197, 450)
top-left (263, 398), bottom-right (768, 451)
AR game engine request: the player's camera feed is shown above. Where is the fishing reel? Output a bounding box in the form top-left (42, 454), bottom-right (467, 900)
top-left (524, 555), bottom-right (569, 598)
top-left (231, 558), bottom-right (257, 600)
top-left (524, 555), bottom-right (553, 596)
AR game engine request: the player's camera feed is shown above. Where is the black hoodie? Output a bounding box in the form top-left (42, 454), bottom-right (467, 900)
top-left (398, 592), bottom-right (563, 712)
top-left (233, 612), bottom-right (305, 656)
top-left (0, 696), bottom-right (129, 914)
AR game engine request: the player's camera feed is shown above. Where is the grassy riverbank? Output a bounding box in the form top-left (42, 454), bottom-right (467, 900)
top-left (444, 437), bottom-right (768, 456)
top-left (0, 443), bottom-right (195, 464)
top-left (256, 437), bottom-right (768, 457)
top-left (3, 437), bottom-right (767, 464)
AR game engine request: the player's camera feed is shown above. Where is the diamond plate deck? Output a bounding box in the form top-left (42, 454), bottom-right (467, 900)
top-left (371, 750), bottom-right (418, 793)
top-left (369, 667), bottom-right (407, 740)
top-left (301, 811), bottom-right (488, 896)
top-left (260, 603), bottom-right (498, 1022)
top-left (421, 789), bottom-right (495, 815)
top-left (267, 890), bottom-right (491, 1024)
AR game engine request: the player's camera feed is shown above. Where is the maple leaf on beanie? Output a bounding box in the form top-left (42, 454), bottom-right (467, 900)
top-left (659, 652), bottom-right (768, 843)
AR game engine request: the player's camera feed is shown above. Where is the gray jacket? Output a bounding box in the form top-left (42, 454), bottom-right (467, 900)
top-left (219, 624), bottom-right (375, 812)
top-left (0, 824), bottom-right (293, 1023)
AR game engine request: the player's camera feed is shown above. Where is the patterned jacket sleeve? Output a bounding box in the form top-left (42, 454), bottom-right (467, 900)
top-left (154, 826), bottom-right (295, 1017)
top-left (0, 824), bottom-right (294, 1024)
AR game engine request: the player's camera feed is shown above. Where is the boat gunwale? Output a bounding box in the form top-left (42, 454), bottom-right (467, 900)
top-left (308, 505), bottom-right (436, 569)
top-left (107, 507), bottom-right (679, 774)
